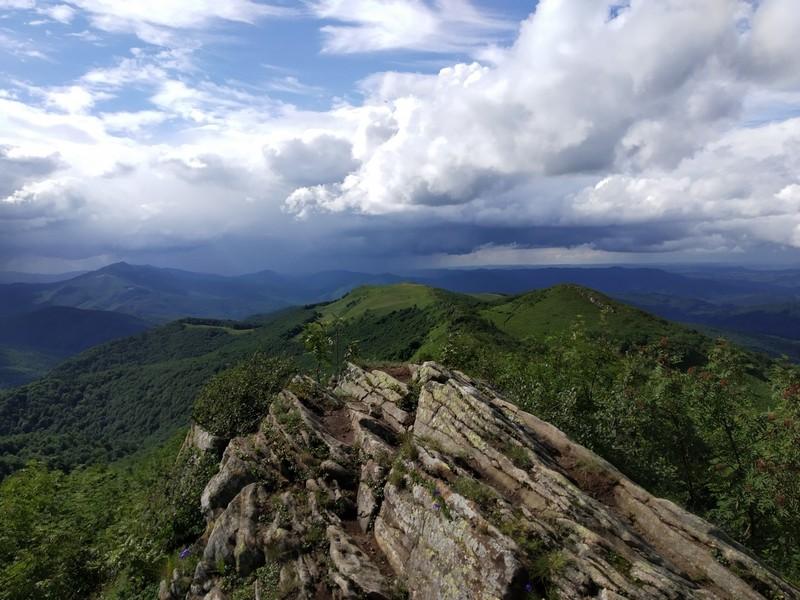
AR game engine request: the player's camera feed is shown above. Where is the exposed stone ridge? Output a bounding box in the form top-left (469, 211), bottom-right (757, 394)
top-left (160, 363), bottom-right (800, 600)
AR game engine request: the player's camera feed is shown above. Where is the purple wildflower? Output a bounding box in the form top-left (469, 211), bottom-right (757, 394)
top-left (524, 582), bottom-right (533, 593)
top-left (179, 547), bottom-right (191, 560)
top-left (432, 502), bottom-right (440, 511)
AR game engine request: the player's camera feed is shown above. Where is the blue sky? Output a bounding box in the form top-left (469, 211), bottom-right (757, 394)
top-left (0, 1), bottom-right (532, 112)
top-left (1, 0), bottom-right (800, 274)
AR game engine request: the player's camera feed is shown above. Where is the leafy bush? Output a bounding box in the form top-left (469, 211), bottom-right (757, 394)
top-left (0, 433), bottom-right (187, 600)
top-left (443, 318), bottom-right (800, 584)
top-left (192, 354), bottom-right (296, 438)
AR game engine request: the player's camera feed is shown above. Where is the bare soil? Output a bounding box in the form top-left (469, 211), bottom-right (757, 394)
top-left (323, 407), bottom-right (355, 446)
top-left (341, 518), bottom-right (394, 578)
top-left (376, 364), bottom-right (412, 383)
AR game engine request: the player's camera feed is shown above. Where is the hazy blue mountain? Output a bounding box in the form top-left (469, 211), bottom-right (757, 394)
top-left (0, 263), bottom-right (406, 322)
top-left (0, 306), bottom-right (149, 388)
top-left (0, 270), bottom-right (87, 284)
top-left (625, 294), bottom-right (800, 341)
top-left (0, 266), bottom-right (406, 385)
top-left (0, 262), bottom-right (289, 321)
top-left (670, 266), bottom-right (800, 289)
top-left (1, 262), bottom-right (798, 361)
top-left (0, 306), bottom-right (149, 355)
top-left (414, 266), bottom-right (798, 304)
top-left (0, 282), bottom-right (715, 474)
top-left (238, 269), bottom-right (404, 305)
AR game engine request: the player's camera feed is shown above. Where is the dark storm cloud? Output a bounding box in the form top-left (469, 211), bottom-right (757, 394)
top-left (264, 135), bottom-right (359, 187)
top-left (0, 147), bottom-right (62, 198)
top-left (4, 1), bottom-right (800, 274)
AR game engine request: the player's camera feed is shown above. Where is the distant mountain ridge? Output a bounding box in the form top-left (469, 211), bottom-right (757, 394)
top-left (416, 266), bottom-right (784, 299)
top-left (0, 262), bottom-right (404, 322)
top-left (0, 270), bottom-right (87, 284)
top-left (0, 306), bottom-right (148, 355)
top-left (0, 282), bottom-right (715, 475)
top-left (0, 305), bottom-right (149, 388)
top-left (3, 262), bottom-right (798, 321)
top-left (1, 262), bottom-right (799, 381)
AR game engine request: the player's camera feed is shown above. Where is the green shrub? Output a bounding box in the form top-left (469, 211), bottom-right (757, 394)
top-left (453, 476), bottom-right (495, 508)
top-left (192, 354), bottom-right (295, 438)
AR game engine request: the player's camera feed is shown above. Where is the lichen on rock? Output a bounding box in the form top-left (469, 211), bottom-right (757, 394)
top-left (160, 364), bottom-right (800, 600)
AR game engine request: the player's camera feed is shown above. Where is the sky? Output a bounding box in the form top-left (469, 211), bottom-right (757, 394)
top-left (1, 0), bottom-right (799, 274)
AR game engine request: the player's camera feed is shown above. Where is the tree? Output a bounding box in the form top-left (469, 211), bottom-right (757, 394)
top-left (192, 353), bottom-right (295, 438)
top-left (303, 321), bottom-right (331, 382)
top-left (687, 342), bottom-right (762, 544)
top-left (750, 362), bottom-right (800, 577)
top-left (302, 318), bottom-right (358, 381)
top-left (599, 341), bottom-right (707, 505)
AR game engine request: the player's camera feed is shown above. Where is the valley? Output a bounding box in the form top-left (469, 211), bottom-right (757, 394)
top-left (0, 277), bottom-right (798, 599)
top-left (2, 263), bottom-right (799, 390)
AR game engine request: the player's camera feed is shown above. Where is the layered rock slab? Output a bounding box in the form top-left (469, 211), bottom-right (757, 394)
top-left (160, 364), bottom-right (799, 600)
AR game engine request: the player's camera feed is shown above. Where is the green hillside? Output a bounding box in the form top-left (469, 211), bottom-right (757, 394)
top-left (0, 307), bottom-right (316, 476)
top-left (484, 285), bottom-right (669, 340)
top-left (0, 346), bottom-right (59, 389)
top-left (319, 282), bottom-right (438, 319)
top-left (1, 282), bottom-right (799, 597)
top-left (0, 307), bottom-right (150, 388)
top-left (480, 285), bottom-right (712, 363)
top-left (318, 283), bottom-right (713, 366)
top-left (0, 283), bottom-right (720, 476)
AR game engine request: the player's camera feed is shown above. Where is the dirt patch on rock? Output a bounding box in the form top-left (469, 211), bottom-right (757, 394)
top-left (323, 407), bottom-right (355, 446)
top-left (375, 365), bottom-right (412, 383)
top-left (341, 519), bottom-right (394, 579)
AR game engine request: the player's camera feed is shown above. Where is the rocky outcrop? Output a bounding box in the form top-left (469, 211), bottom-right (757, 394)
top-left (161, 363), bottom-right (800, 600)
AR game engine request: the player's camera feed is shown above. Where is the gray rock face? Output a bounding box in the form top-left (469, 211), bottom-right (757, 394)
top-left (374, 477), bottom-right (524, 599)
top-left (327, 524), bottom-right (389, 597)
top-left (202, 483), bottom-right (271, 577)
top-left (187, 424), bottom-right (229, 454)
top-left (161, 364), bottom-right (800, 600)
top-left (336, 363), bottom-right (414, 434)
top-left (200, 435), bottom-right (271, 519)
top-left (356, 460), bottom-right (385, 532)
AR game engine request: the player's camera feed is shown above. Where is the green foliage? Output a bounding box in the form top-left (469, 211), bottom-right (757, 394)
top-left (442, 313), bottom-right (800, 583)
top-left (272, 393), bottom-right (304, 435)
top-left (503, 442), bottom-right (533, 470)
top-left (0, 432), bottom-right (198, 600)
top-left (158, 447), bottom-right (220, 548)
top-left (0, 307), bottom-right (150, 389)
top-left (302, 321), bottom-right (332, 381)
top-left (0, 283), bottom-right (712, 478)
top-left (340, 307), bottom-right (435, 362)
top-left (2, 282), bottom-right (800, 594)
top-left (222, 562), bottom-right (285, 600)
top-left (397, 432), bottom-right (419, 461)
top-left (318, 283), bottom-right (437, 320)
top-left (452, 476), bottom-right (495, 508)
top-left (302, 318), bottom-right (359, 381)
top-left (0, 344), bottom-right (61, 389)
top-left (0, 463), bottom-right (102, 600)
top-left (256, 563), bottom-right (282, 599)
top-left (530, 551), bottom-right (568, 599)
top-left (387, 464), bottom-right (407, 489)
top-left (0, 307), bottom-right (314, 477)
top-left (192, 353), bottom-right (295, 438)
top-left (301, 523), bottom-right (327, 552)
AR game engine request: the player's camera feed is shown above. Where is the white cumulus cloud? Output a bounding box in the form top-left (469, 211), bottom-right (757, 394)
top-left (312, 0), bottom-right (513, 54)
top-left (3, 0), bottom-right (800, 271)
top-left (285, 0), bottom-right (800, 259)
